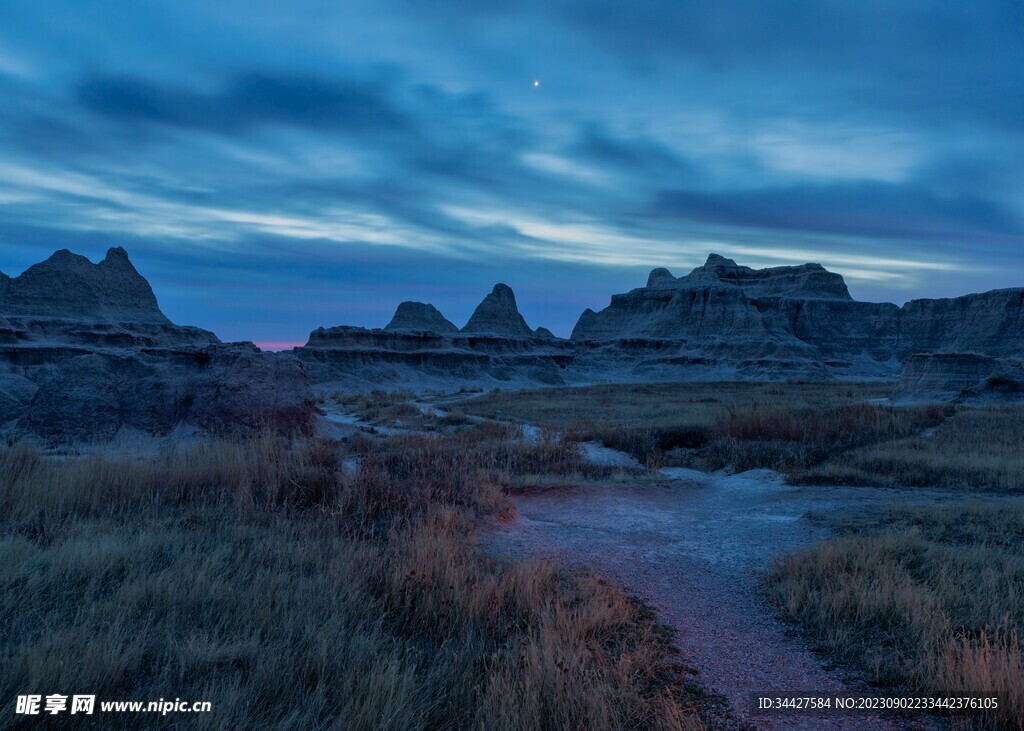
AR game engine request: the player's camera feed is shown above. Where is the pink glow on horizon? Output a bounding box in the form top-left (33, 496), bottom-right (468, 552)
top-left (255, 341), bottom-right (306, 352)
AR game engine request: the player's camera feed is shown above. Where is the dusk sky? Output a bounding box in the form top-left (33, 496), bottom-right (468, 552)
top-left (1, 1), bottom-right (1023, 345)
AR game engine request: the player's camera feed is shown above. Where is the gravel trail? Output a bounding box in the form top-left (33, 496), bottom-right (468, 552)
top-left (484, 466), bottom-right (978, 730)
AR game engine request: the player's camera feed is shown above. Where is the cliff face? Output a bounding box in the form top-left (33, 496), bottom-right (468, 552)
top-left (894, 353), bottom-right (1024, 403)
top-left (7, 246), bottom-right (1018, 427)
top-left (899, 288), bottom-right (1024, 359)
top-left (570, 254), bottom-right (1023, 381)
top-left (298, 324), bottom-right (571, 392)
top-left (572, 255), bottom-right (857, 341)
top-left (647, 253), bottom-right (853, 300)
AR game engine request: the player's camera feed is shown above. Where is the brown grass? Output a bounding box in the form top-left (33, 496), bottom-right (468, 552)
top-left (802, 406), bottom-right (1024, 491)
top-left (0, 430), bottom-right (706, 730)
top-left (705, 402), bottom-right (946, 474)
top-left (457, 381), bottom-right (895, 468)
top-left (456, 381), bottom-right (892, 433)
top-left (456, 382), bottom-right (1024, 491)
top-left (325, 389), bottom-right (423, 424)
top-left (766, 502), bottom-right (1024, 729)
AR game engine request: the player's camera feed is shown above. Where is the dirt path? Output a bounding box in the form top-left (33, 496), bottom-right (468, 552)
top-left (484, 466), bottom-right (984, 730)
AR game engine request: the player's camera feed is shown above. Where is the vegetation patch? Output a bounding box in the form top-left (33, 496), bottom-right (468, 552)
top-left (765, 502), bottom-right (1024, 729)
top-left (456, 382), bottom-right (1024, 491)
top-left (801, 406), bottom-right (1024, 491)
top-left (0, 429), bottom-right (706, 730)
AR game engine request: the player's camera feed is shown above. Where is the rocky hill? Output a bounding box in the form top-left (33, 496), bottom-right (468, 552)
top-left (299, 283), bottom-right (568, 391)
top-left (461, 284), bottom-right (535, 338)
top-left (5, 246), bottom-right (1020, 426)
top-left (0, 247), bottom-right (314, 445)
top-left (570, 254), bottom-right (1023, 381)
top-left (0, 247), bottom-right (171, 323)
top-left (384, 302), bottom-right (459, 334)
top-left (643, 254), bottom-right (853, 299)
top-left (294, 254), bottom-right (1022, 392)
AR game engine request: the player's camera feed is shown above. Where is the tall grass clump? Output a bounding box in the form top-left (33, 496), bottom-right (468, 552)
top-left (0, 428), bottom-right (705, 730)
top-left (766, 503), bottom-right (1024, 729)
top-left (705, 402), bottom-right (946, 474)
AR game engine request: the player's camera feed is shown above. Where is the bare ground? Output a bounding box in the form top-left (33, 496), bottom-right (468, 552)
top-left (483, 467), bottom-right (1004, 730)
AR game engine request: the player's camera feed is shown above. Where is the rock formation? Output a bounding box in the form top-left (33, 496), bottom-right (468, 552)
top-left (461, 284), bottom-right (534, 338)
top-left (0, 247), bottom-right (314, 445)
top-left (570, 254), bottom-right (1023, 382)
top-left (295, 255), bottom-right (1022, 394)
top-left (641, 254), bottom-right (852, 299)
top-left (384, 301), bottom-right (459, 334)
top-left (6, 246), bottom-right (1020, 423)
top-left (0, 247), bottom-right (171, 323)
top-left (898, 289), bottom-right (1024, 358)
top-left (296, 283), bottom-right (567, 391)
top-left (894, 353), bottom-right (1024, 403)
top-left (298, 325), bottom-right (570, 392)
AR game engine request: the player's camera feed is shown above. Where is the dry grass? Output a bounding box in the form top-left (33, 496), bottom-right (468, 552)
top-left (0, 430), bottom-right (706, 730)
top-left (456, 381), bottom-right (896, 468)
top-left (455, 381), bottom-right (892, 433)
top-left (705, 402), bottom-right (946, 474)
top-left (766, 502), bottom-right (1024, 729)
top-left (802, 406), bottom-right (1024, 491)
top-left (456, 383), bottom-right (1024, 491)
top-left (320, 389), bottom-right (480, 433)
top-left (324, 389), bottom-right (423, 424)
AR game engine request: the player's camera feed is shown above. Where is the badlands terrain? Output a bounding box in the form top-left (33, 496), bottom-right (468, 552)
top-left (2, 248), bottom-right (1023, 729)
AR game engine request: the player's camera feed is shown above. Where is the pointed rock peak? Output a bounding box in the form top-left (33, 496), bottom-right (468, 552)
top-left (570, 308), bottom-right (598, 340)
top-left (490, 283), bottom-right (516, 299)
top-left (462, 283), bottom-right (533, 338)
top-left (102, 246), bottom-right (134, 268)
top-left (647, 267), bottom-right (676, 287)
top-left (534, 326), bottom-right (556, 340)
top-left (385, 301), bottom-right (458, 334)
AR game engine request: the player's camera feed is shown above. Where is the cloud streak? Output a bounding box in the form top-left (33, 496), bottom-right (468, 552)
top-left (77, 72), bottom-right (411, 136)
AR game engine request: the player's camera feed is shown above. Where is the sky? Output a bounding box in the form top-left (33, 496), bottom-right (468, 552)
top-left (1, 1), bottom-right (1023, 345)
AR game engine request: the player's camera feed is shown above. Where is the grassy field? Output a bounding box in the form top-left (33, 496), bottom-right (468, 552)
top-left (454, 382), bottom-right (1024, 490)
top-left (802, 406), bottom-right (1024, 490)
top-left (0, 428), bottom-right (707, 730)
top-left (14, 381), bottom-right (1018, 727)
top-left (453, 381), bottom-right (894, 432)
top-left (766, 502), bottom-right (1024, 729)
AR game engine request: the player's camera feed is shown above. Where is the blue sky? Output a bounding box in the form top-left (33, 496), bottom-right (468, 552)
top-left (1, 1), bottom-right (1022, 344)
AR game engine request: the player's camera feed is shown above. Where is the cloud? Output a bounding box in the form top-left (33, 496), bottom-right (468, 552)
top-left (567, 123), bottom-right (696, 181)
top-left (652, 181), bottom-right (1023, 242)
top-left (76, 72), bottom-right (410, 137)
